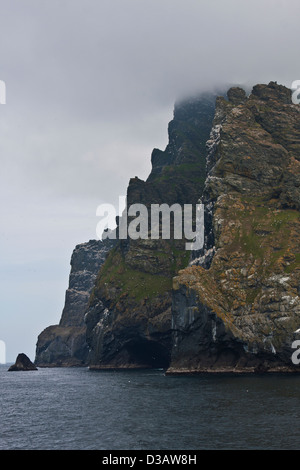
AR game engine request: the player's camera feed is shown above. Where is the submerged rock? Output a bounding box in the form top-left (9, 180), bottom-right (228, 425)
top-left (8, 353), bottom-right (38, 371)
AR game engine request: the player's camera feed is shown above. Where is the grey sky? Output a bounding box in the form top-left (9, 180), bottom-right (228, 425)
top-left (0, 0), bottom-right (299, 361)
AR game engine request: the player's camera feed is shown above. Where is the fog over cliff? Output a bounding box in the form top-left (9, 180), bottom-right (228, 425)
top-left (0, 0), bottom-right (299, 361)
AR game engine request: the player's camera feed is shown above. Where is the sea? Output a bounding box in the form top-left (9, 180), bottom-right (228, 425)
top-left (0, 364), bottom-right (300, 450)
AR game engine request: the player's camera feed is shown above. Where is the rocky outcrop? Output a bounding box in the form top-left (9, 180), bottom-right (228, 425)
top-left (168, 82), bottom-right (300, 374)
top-left (35, 81), bottom-right (300, 374)
top-left (85, 92), bottom-right (218, 369)
top-left (35, 239), bottom-right (114, 366)
top-left (8, 353), bottom-right (38, 371)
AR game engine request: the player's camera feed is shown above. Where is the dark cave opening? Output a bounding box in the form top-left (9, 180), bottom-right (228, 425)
top-left (125, 338), bottom-right (170, 369)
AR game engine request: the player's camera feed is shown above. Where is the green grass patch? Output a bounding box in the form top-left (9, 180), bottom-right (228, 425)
top-left (95, 247), bottom-right (173, 302)
top-left (285, 253), bottom-right (300, 274)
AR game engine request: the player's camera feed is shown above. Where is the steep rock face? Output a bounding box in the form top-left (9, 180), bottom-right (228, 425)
top-left (85, 93), bottom-right (218, 369)
top-left (35, 239), bottom-right (114, 366)
top-left (168, 82), bottom-right (300, 373)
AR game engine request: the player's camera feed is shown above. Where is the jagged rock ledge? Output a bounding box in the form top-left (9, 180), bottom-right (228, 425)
top-left (165, 366), bottom-right (300, 375)
top-left (88, 364), bottom-right (155, 371)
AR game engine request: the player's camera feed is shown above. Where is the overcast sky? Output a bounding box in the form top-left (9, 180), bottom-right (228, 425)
top-left (0, 0), bottom-right (299, 362)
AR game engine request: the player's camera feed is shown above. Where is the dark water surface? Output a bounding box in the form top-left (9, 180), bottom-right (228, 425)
top-left (0, 365), bottom-right (299, 450)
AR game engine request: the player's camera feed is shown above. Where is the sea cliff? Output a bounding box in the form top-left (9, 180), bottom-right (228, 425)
top-left (35, 82), bottom-right (300, 373)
